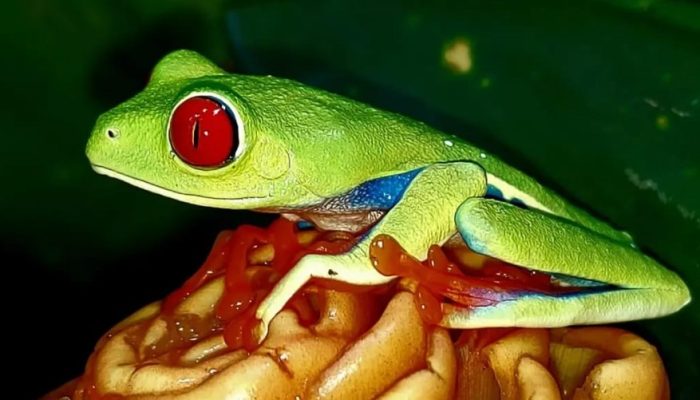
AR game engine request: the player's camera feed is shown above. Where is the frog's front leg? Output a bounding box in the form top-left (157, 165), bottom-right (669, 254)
top-left (254, 162), bottom-right (488, 340)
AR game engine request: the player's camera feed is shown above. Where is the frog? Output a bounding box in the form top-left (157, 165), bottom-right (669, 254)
top-left (86, 50), bottom-right (690, 341)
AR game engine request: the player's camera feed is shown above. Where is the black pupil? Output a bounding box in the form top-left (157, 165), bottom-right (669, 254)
top-left (192, 119), bottom-right (200, 149)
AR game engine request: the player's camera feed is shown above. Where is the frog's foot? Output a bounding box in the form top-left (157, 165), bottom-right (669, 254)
top-left (253, 253), bottom-right (391, 341)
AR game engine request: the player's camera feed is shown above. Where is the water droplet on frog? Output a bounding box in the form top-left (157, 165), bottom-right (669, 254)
top-left (479, 152), bottom-right (487, 159)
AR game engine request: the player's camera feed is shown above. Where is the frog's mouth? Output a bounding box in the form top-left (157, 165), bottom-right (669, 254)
top-left (91, 165), bottom-right (271, 208)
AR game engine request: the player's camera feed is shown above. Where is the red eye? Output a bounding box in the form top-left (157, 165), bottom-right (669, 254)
top-left (169, 96), bottom-right (238, 168)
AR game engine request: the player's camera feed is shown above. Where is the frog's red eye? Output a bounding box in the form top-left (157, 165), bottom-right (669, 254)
top-left (169, 96), bottom-right (238, 168)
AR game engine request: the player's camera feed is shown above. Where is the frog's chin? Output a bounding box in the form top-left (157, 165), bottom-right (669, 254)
top-left (90, 165), bottom-right (271, 209)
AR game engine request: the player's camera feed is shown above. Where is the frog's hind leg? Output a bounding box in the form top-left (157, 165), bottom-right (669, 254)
top-left (253, 162), bottom-right (488, 341)
top-left (444, 198), bottom-right (690, 328)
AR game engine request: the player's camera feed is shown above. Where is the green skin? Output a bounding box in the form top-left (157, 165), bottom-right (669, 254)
top-left (87, 50), bottom-right (690, 341)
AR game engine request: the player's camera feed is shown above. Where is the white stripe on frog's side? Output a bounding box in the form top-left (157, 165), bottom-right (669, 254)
top-left (485, 173), bottom-right (552, 214)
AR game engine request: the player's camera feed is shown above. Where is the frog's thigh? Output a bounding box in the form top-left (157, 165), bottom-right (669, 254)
top-left (443, 198), bottom-right (689, 328)
top-left (361, 161), bottom-right (488, 261)
top-left (254, 162), bottom-right (487, 338)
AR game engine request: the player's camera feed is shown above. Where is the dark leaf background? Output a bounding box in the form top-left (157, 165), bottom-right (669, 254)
top-left (1, 0), bottom-right (698, 398)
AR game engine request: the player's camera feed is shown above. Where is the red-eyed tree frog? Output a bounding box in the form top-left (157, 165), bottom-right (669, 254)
top-left (86, 50), bottom-right (690, 341)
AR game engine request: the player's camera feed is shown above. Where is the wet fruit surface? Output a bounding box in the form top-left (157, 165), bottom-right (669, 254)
top-left (45, 219), bottom-right (671, 400)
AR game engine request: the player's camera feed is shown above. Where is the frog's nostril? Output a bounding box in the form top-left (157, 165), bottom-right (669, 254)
top-left (106, 128), bottom-right (120, 139)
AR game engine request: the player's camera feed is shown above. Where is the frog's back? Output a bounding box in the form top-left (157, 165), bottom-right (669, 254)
top-left (225, 74), bottom-right (627, 241)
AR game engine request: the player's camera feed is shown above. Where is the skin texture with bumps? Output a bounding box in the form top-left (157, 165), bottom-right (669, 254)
top-left (86, 50), bottom-right (690, 341)
top-left (86, 50), bottom-right (629, 234)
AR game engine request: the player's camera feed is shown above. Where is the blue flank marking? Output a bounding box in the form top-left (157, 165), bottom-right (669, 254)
top-left (476, 283), bottom-right (619, 308)
top-left (513, 284), bottom-right (621, 301)
top-left (509, 198), bottom-right (528, 209)
top-left (346, 168), bottom-right (422, 209)
top-left (485, 184), bottom-right (504, 199)
top-left (486, 183), bottom-right (528, 209)
top-left (504, 273), bottom-right (618, 302)
top-left (296, 220), bottom-right (314, 229)
top-left (549, 273), bottom-right (609, 288)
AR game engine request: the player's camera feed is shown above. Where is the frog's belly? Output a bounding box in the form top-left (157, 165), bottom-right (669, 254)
top-left (282, 210), bottom-right (384, 233)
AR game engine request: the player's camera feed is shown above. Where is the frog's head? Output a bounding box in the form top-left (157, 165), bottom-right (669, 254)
top-left (87, 50), bottom-right (371, 210)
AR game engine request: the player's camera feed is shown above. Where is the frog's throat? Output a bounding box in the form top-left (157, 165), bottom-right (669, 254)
top-left (90, 165), bottom-right (270, 209)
